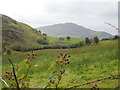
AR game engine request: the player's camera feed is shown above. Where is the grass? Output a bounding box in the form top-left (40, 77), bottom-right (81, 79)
top-left (49, 36), bottom-right (83, 45)
top-left (2, 40), bottom-right (119, 88)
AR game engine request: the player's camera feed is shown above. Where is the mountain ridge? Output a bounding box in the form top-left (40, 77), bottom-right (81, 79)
top-left (37, 22), bottom-right (113, 39)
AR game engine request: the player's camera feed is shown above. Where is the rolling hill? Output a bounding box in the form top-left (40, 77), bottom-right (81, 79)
top-left (1, 14), bottom-right (50, 52)
top-left (37, 23), bottom-right (113, 39)
top-left (1, 14), bottom-right (83, 52)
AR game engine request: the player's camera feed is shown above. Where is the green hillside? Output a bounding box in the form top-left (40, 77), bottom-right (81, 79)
top-left (2, 14), bottom-right (50, 52)
top-left (2, 14), bottom-right (84, 52)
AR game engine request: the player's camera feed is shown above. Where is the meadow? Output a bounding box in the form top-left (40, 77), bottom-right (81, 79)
top-left (48, 36), bottom-right (83, 45)
top-left (2, 39), bottom-right (119, 88)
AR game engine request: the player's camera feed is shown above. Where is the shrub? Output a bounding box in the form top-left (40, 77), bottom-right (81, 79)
top-left (44, 53), bottom-right (70, 88)
top-left (6, 50), bottom-right (11, 55)
top-left (3, 51), bottom-right (37, 88)
top-left (94, 36), bottom-right (99, 44)
top-left (85, 37), bottom-right (91, 45)
top-left (42, 33), bottom-right (47, 36)
top-left (66, 36), bottom-right (71, 41)
top-left (113, 35), bottom-right (120, 40)
top-left (59, 37), bottom-right (64, 40)
top-left (37, 39), bottom-right (49, 45)
top-left (12, 45), bottom-right (21, 51)
top-left (79, 41), bottom-right (85, 46)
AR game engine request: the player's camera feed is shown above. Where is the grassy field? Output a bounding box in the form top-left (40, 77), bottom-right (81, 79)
top-left (49, 36), bottom-right (83, 45)
top-left (2, 39), bottom-right (119, 88)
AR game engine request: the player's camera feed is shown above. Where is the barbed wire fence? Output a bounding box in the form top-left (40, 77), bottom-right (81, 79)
top-left (68, 74), bottom-right (120, 89)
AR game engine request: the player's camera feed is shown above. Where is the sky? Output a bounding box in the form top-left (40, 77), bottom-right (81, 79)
top-left (0, 0), bottom-right (119, 35)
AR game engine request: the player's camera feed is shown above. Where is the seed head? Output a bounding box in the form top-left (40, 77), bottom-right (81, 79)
top-left (27, 51), bottom-right (36, 59)
top-left (49, 80), bottom-right (55, 84)
top-left (64, 53), bottom-right (67, 57)
top-left (68, 55), bottom-right (70, 57)
top-left (57, 56), bottom-right (60, 58)
top-left (56, 60), bottom-right (59, 64)
top-left (92, 84), bottom-right (98, 88)
top-left (66, 59), bottom-right (69, 61)
top-left (60, 70), bottom-right (65, 74)
top-left (60, 53), bottom-right (63, 56)
top-left (67, 62), bottom-right (70, 64)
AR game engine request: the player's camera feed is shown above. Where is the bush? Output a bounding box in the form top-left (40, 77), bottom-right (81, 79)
top-left (113, 35), bottom-right (120, 40)
top-left (42, 33), bottom-right (47, 36)
top-left (12, 44), bottom-right (33, 52)
top-left (12, 45), bottom-right (21, 51)
top-left (6, 50), bottom-right (11, 54)
top-left (85, 37), bottom-right (91, 45)
top-left (37, 39), bottom-right (49, 45)
top-left (94, 36), bottom-right (99, 44)
top-left (59, 37), bottom-right (64, 40)
top-left (79, 41), bottom-right (85, 46)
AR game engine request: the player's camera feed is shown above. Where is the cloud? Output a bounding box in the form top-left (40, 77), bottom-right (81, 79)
top-left (0, 0), bottom-right (118, 35)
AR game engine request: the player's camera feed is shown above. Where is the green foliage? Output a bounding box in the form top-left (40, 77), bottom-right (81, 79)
top-left (6, 50), bottom-right (11, 55)
top-left (113, 35), bottom-right (120, 40)
top-left (85, 37), bottom-right (91, 45)
top-left (37, 39), bottom-right (49, 45)
top-left (2, 51), bottom-right (37, 88)
top-left (45, 53), bottom-right (70, 88)
top-left (12, 45), bottom-right (21, 51)
top-left (42, 33), bottom-right (47, 36)
top-left (66, 36), bottom-right (71, 41)
top-left (94, 36), bottom-right (99, 44)
top-left (2, 40), bottom-right (118, 88)
top-left (59, 37), bottom-right (64, 40)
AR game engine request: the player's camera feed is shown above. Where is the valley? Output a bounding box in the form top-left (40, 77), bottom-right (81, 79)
top-left (1, 14), bottom-right (119, 89)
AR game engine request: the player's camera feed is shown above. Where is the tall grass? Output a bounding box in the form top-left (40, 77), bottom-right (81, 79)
top-left (2, 40), bottom-right (118, 88)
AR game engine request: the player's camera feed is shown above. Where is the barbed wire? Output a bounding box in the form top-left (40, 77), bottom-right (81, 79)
top-left (68, 74), bottom-right (120, 89)
top-left (105, 22), bottom-right (120, 31)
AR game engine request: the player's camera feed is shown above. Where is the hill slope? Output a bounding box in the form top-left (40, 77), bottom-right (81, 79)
top-left (1, 14), bottom-right (50, 51)
top-left (1, 15), bottom-right (83, 52)
top-left (37, 23), bottom-right (113, 39)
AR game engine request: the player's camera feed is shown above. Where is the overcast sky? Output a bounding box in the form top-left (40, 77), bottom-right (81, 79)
top-left (0, 0), bottom-right (119, 35)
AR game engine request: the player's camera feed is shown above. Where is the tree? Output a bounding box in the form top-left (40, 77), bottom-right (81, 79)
top-left (113, 35), bottom-right (120, 39)
top-left (66, 36), bottom-right (71, 41)
top-left (94, 36), bottom-right (99, 44)
top-left (79, 41), bottom-right (85, 46)
top-left (42, 33), bottom-right (47, 36)
top-left (38, 30), bottom-right (41, 33)
top-left (85, 37), bottom-right (91, 45)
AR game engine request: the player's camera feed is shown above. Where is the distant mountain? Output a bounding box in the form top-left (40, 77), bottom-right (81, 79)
top-left (37, 23), bottom-right (113, 39)
top-left (1, 14), bottom-right (50, 51)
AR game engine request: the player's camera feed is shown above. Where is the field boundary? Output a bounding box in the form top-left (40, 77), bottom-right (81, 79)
top-left (69, 74), bottom-right (120, 89)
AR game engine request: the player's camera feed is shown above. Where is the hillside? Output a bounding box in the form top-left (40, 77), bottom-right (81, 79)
top-left (2, 14), bottom-right (85, 52)
top-left (37, 23), bottom-right (113, 39)
top-left (1, 14), bottom-right (50, 52)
